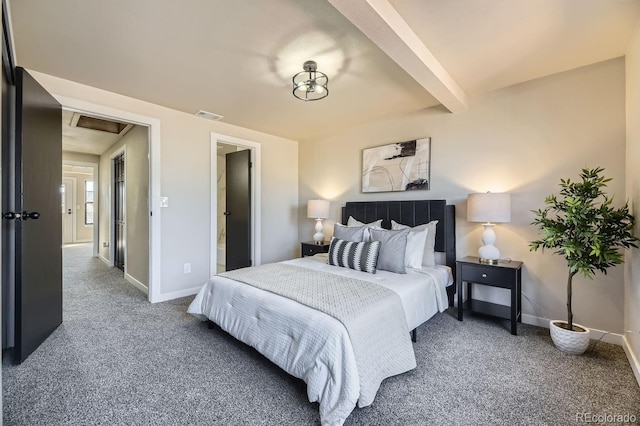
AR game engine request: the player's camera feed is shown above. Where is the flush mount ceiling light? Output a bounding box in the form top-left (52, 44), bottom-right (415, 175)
top-left (292, 60), bottom-right (329, 101)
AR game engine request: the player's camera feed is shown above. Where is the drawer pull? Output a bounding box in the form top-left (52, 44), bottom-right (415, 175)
top-left (481, 273), bottom-right (487, 278)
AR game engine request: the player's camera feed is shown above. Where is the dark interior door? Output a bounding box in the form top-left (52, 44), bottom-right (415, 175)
top-left (9, 67), bottom-right (62, 363)
top-left (225, 149), bottom-right (251, 271)
top-left (114, 153), bottom-right (125, 271)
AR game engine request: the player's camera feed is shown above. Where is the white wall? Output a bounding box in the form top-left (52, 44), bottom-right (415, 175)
top-left (30, 71), bottom-right (299, 301)
top-left (123, 126), bottom-right (150, 286)
top-left (217, 154), bottom-right (226, 246)
top-left (63, 151), bottom-right (100, 164)
top-left (625, 24), bottom-right (640, 382)
top-left (97, 125), bottom-right (149, 288)
top-left (300, 58), bottom-right (627, 336)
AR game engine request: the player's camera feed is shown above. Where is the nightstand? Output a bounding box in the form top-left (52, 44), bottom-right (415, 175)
top-left (456, 256), bottom-right (523, 335)
top-left (300, 241), bottom-right (330, 257)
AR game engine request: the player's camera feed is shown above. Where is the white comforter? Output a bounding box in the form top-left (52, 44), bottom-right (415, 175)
top-left (187, 256), bottom-right (451, 426)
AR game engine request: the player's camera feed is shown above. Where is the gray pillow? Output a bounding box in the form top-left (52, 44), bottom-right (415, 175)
top-left (369, 228), bottom-right (410, 274)
top-left (391, 220), bottom-right (438, 267)
top-left (333, 223), bottom-right (366, 242)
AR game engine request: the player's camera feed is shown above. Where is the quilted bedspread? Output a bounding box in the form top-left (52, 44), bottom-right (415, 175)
top-left (219, 263), bottom-right (417, 407)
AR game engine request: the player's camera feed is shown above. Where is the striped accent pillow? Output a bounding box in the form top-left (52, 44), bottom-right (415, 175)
top-left (328, 237), bottom-right (381, 274)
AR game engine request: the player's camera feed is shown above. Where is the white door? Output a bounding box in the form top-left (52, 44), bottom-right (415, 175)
top-left (62, 177), bottom-right (74, 243)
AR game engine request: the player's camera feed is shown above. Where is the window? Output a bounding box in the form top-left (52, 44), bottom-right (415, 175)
top-left (85, 181), bottom-right (94, 225)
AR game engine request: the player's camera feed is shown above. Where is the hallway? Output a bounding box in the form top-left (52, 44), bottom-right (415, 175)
top-left (62, 243), bottom-right (147, 317)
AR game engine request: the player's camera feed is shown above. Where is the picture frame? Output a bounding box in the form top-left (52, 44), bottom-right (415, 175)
top-left (361, 137), bottom-right (431, 193)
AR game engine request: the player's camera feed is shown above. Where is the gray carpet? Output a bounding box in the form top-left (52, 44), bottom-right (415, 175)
top-left (3, 243), bottom-right (640, 425)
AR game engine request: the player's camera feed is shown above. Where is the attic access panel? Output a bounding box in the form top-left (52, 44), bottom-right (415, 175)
top-left (73, 114), bottom-right (128, 134)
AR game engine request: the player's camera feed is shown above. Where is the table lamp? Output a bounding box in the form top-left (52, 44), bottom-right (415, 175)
top-left (307, 199), bottom-right (330, 244)
top-left (467, 192), bottom-right (511, 264)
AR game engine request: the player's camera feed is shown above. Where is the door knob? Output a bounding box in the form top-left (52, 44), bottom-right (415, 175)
top-left (3, 212), bottom-right (21, 220)
top-left (223, 211), bottom-right (231, 216)
top-left (21, 211), bottom-right (40, 220)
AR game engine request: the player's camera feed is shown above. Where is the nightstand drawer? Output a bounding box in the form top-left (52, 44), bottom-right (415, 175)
top-left (461, 265), bottom-right (514, 288)
top-left (301, 241), bottom-right (330, 257)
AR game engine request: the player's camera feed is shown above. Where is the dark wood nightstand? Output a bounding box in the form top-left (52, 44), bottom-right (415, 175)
top-left (456, 256), bottom-right (523, 335)
top-left (300, 241), bottom-right (330, 257)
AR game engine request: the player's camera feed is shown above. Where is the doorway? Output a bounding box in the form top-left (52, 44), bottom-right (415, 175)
top-left (216, 144), bottom-right (252, 272)
top-left (61, 177), bottom-right (74, 244)
top-left (59, 98), bottom-right (161, 302)
top-left (113, 151), bottom-right (125, 272)
top-left (210, 133), bottom-right (261, 275)
top-left (61, 163), bottom-right (97, 247)
top-left (62, 161), bottom-right (99, 254)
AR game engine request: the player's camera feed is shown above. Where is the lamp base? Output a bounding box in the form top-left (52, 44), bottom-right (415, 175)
top-left (313, 218), bottom-right (324, 243)
top-left (477, 224), bottom-right (500, 264)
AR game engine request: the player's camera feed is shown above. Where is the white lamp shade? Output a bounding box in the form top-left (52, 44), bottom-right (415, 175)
top-left (307, 199), bottom-right (330, 219)
top-left (467, 192), bottom-right (511, 223)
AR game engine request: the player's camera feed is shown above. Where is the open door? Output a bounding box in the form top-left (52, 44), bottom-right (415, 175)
top-left (2, 67), bottom-right (62, 362)
top-left (225, 149), bottom-right (251, 271)
top-left (113, 152), bottom-right (125, 271)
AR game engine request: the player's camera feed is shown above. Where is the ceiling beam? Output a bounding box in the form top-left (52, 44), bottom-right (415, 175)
top-left (329, 0), bottom-right (468, 112)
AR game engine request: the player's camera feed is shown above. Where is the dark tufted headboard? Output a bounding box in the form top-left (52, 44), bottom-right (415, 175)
top-left (341, 199), bottom-right (456, 304)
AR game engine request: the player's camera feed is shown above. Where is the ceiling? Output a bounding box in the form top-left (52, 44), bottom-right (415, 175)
top-left (8, 0), bottom-right (640, 143)
top-left (61, 109), bottom-right (133, 155)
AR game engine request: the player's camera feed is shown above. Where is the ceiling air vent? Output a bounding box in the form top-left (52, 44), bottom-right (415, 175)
top-left (70, 113), bottom-right (132, 135)
top-left (194, 110), bottom-right (223, 121)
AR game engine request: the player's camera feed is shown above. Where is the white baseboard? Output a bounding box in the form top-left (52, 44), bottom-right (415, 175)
top-left (521, 314), bottom-right (623, 346)
top-left (520, 313), bottom-right (549, 328)
top-left (98, 254), bottom-right (110, 266)
top-left (125, 273), bottom-right (148, 295)
top-left (152, 285), bottom-right (203, 303)
top-left (622, 336), bottom-right (640, 387)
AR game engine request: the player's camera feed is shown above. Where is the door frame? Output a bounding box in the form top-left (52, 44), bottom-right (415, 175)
top-left (56, 96), bottom-right (161, 303)
top-left (210, 133), bottom-right (261, 275)
top-left (61, 176), bottom-right (76, 244)
top-left (63, 159), bottom-right (99, 255)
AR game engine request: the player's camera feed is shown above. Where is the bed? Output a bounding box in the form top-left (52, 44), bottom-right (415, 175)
top-left (188, 199), bottom-right (456, 426)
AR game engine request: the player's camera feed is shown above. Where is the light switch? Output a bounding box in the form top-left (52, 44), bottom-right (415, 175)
top-left (160, 197), bottom-right (169, 208)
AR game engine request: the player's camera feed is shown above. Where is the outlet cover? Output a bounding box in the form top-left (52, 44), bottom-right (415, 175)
top-left (184, 263), bottom-right (191, 274)
top-left (160, 197), bottom-right (169, 208)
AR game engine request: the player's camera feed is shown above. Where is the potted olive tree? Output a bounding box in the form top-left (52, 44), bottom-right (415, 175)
top-left (530, 167), bottom-right (637, 355)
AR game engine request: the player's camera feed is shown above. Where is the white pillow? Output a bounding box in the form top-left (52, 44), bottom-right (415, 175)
top-left (347, 216), bottom-right (383, 242)
top-left (391, 220), bottom-right (438, 267)
top-left (404, 228), bottom-right (428, 269)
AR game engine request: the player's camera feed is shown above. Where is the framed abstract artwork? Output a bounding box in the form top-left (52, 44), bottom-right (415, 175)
top-left (361, 137), bottom-right (431, 193)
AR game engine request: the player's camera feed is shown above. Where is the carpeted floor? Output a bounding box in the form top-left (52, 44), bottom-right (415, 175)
top-left (3, 243), bottom-right (640, 425)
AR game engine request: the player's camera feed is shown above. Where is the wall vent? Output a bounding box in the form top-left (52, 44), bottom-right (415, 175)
top-left (194, 110), bottom-right (224, 121)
